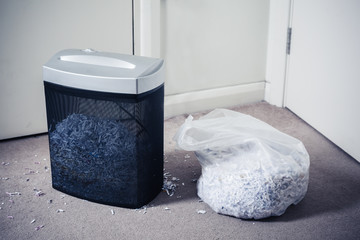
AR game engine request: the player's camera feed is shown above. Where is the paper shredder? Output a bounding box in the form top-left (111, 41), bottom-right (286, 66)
top-left (43, 49), bottom-right (164, 208)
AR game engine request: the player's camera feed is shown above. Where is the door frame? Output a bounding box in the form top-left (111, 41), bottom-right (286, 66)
top-left (265, 0), bottom-right (293, 107)
top-left (133, 0), bottom-right (161, 58)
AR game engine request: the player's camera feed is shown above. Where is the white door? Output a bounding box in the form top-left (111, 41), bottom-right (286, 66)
top-left (286, 0), bottom-right (360, 162)
top-left (0, 0), bottom-right (133, 140)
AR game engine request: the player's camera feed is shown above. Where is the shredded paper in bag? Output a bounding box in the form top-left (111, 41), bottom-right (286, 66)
top-left (174, 109), bottom-right (310, 219)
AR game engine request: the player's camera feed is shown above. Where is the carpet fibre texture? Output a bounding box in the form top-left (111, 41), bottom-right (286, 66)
top-left (1, 102), bottom-right (359, 240)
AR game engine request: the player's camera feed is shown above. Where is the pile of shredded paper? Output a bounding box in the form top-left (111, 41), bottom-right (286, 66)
top-left (49, 113), bottom-right (138, 202)
top-left (196, 145), bottom-right (309, 219)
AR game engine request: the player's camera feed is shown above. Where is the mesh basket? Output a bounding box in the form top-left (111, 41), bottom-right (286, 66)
top-left (44, 82), bottom-right (164, 208)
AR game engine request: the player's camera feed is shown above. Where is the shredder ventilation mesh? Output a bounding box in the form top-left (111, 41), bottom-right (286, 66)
top-left (44, 83), bottom-right (164, 207)
top-left (49, 113), bottom-right (146, 204)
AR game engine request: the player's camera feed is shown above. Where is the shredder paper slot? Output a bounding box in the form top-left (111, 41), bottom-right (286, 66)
top-left (60, 55), bottom-right (136, 69)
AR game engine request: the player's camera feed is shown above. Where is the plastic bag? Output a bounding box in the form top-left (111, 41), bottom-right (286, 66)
top-left (174, 109), bottom-right (310, 219)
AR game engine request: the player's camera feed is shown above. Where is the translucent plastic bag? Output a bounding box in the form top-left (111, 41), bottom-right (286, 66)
top-left (174, 109), bottom-right (310, 219)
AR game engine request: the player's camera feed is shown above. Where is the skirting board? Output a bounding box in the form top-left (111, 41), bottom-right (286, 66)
top-left (164, 81), bottom-right (265, 118)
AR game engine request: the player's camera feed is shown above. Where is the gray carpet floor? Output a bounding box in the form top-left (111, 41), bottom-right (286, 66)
top-left (1, 102), bottom-right (359, 240)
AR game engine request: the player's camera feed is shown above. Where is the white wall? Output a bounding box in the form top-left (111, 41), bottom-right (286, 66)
top-left (162, 0), bottom-right (269, 96)
top-left (135, 0), bottom-right (270, 117)
top-left (0, 0), bottom-right (133, 139)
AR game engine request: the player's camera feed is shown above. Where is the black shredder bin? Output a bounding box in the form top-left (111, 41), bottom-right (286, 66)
top-left (43, 49), bottom-right (164, 208)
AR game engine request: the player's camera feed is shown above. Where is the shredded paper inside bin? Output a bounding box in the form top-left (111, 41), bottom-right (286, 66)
top-left (174, 109), bottom-right (310, 219)
top-left (49, 113), bottom-right (139, 204)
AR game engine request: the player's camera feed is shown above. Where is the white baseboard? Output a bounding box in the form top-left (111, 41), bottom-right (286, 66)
top-left (164, 82), bottom-right (265, 118)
